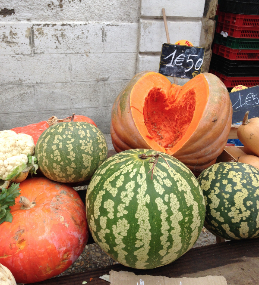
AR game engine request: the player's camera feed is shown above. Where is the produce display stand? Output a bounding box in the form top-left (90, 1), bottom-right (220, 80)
top-left (29, 238), bottom-right (259, 285)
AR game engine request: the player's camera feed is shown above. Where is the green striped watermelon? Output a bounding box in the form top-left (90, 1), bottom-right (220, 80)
top-left (86, 149), bottom-right (205, 269)
top-left (35, 122), bottom-right (107, 183)
top-left (198, 162), bottom-right (259, 240)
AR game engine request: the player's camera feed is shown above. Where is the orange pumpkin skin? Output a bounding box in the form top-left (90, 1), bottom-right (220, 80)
top-left (11, 114), bottom-right (97, 145)
top-left (110, 71), bottom-right (232, 174)
top-left (238, 154), bottom-right (259, 169)
top-left (0, 177), bottom-right (88, 284)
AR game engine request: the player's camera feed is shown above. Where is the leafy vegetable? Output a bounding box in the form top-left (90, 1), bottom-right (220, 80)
top-left (0, 183), bottom-right (21, 224)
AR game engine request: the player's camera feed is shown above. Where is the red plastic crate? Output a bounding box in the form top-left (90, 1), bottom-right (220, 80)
top-left (216, 22), bottom-right (259, 38)
top-left (212, 43), bottom-right (259, 60)
top-left (218, 11), bottom-right (259, 27)
top-left (210, 69), bottom-right (259, 88)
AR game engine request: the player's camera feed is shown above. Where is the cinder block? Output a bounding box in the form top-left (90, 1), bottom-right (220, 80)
top-left (0, 54), bottom-right (70, 84)
top-left (0, 0), bottom-right (139, 22)
top-left (0, 84), bottom-right (35, 116)
top-left (1, 104), bottom-right (112, 134)
top-left (141, 0), bottom-right (206, 18)
top-left (139, 19), bottom-right (202, 53)
top-left (69, 53), bottom-right (136, 82)
top-left (33, 23), bottom-right (138, 54)
top-left (93, 106), bottom-right (113, 133)
top-left (34, 82), bottom-right (103, 110)
top-left (0, 23), bottom-right (32, 55)
top-left (101, 80), bottom-right (130, 107)
top-left (137, 54), bottom-right (160, 73)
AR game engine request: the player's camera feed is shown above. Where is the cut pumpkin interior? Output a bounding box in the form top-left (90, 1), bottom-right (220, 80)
top-left (130, 73), bottom-right (209, 155)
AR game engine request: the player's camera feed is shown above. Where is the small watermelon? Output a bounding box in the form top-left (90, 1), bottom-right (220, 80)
top-left (198, 162), bottom-right (259, 240)
top-left (35, 122), bottom-right (108, 183)
top-left (86, 149), bottom-right (205, 269)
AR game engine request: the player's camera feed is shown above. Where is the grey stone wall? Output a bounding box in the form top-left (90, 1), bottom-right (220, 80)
top-left (0, 0), bottom-right (214, 134)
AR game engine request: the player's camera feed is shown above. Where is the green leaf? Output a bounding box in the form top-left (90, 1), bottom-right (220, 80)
top-left (28, 155), bottom-right (38, 174)
top-left (0, 183), bottom-right (21, 224)
top-left (5, 163), bottom-right (27, 181)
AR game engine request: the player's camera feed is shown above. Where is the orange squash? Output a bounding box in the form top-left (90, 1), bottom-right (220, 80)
top-left (11, 114), bottom-right (97, 145)
top-left (110, 71), bottom-right (232, 174)
top-left (237, 111), bottom-right (259, 156)
top-left (238, 154), bottom-right (259, 170)
top-left (0, 177), bottom-right (88, 284)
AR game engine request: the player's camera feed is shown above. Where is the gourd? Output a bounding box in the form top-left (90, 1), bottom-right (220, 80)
top-left (237, 111), bottom-right (259, 156)
top-left (238, 154), bottom-right (259, 170)
top-left (110, 71), bottom-right (232, 175)
top-left (11, 114), bottom-right (97, 145)
top-left (0, 177), bottom-right (88, 284)
top-left (198, 162), bottom-right (259, 240)
top-left (0, 264), bottom-right (16, 285)
top-left (35, 122), bottom-right (108, 183)
top-left (86, 149), bottom-right (206, 269)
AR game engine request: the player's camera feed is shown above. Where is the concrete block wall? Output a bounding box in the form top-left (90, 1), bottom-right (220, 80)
top-left (0, 0), bottom-right (210, 134)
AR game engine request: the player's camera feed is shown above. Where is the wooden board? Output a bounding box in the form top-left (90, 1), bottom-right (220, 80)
top-left (30, 238), bottom-right (259, 285)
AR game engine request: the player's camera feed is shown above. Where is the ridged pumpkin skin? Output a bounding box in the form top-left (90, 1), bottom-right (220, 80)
top-left (110, 72), bottom-right (232, 175)
top-left (0, 177), bottom-right (88, 284)
top-left (86, 149), bottom-right (205, 269)
top-left (35, 122), bottom-right (108, 183)
top-left (198, 162), bottom-right (259, 240)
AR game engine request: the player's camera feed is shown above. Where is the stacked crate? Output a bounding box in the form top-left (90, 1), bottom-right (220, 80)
top-left (210, 0), bottom-right (259, 89)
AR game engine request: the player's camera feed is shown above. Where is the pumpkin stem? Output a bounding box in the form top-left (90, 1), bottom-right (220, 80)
top-left (19, 196), bottom-right (36, 210)
top-left (48, 114), bottom-right (75, 125)
top-left (242, 111), bottom-right (250, 125)
top-left (47, 116), bottom-right (59, 126)
top-left (70, 113), bottom-right (75, 122)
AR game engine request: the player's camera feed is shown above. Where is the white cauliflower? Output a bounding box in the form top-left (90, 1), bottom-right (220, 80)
top-left (0, 263), bottom-right (16, 285)
top-left (0, 130), bottom-right (37, 182)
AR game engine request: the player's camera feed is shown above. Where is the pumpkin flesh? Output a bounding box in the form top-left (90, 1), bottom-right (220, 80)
top-left (111, 72), bottom-right (232, 174)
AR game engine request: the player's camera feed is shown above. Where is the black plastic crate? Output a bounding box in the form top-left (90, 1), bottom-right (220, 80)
top-left (210, 53), bottom-right (259, 76)
top-left (218, 0), bottom-right (259, 15)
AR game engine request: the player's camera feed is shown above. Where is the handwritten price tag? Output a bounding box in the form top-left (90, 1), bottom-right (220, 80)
top-left (159, 43), bottom-right (204, 79)
top-left (230, 85), bottom-right (259, 124)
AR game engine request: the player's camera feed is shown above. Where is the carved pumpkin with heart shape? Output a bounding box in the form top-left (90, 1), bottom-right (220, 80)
top-left (110, 71), bottom-right (232, 175)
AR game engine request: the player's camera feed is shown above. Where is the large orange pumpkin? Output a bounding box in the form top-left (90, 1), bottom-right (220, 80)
top-left (0, 177), bottom-right (88, 284)
top-left (11, 114), bottom-right (97, 145)
top-left (110, 71), bottom-right (232, 174)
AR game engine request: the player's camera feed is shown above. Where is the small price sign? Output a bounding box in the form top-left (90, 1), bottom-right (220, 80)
top-left (230, 85), bottom-right (259, 124)
top-left (159, 43), bottom-right (204, 79)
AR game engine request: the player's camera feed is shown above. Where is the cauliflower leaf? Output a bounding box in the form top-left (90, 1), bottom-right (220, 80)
top-left (0, 183), bottom-right (21, 224)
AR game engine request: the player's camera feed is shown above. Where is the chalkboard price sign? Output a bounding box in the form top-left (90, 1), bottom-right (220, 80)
top-left (230, 85), bottom-right (259, 124)
top-left (159, 43), bottom-right (204, 79)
